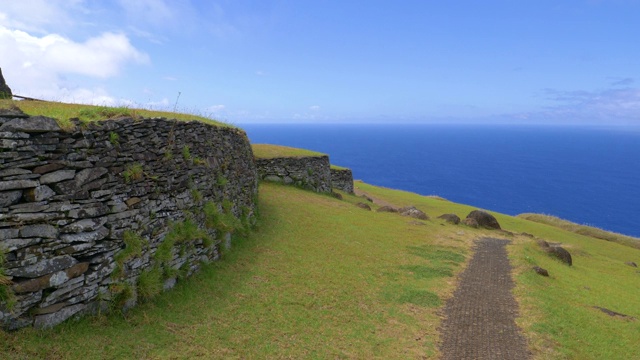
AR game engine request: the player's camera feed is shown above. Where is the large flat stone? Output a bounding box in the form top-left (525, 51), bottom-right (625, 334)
top-left (40, 170), bottom-right (76, 184)
top-left (0, 180), bottom-right (38, 191)
top-left (62, 217), bottom-right (108, 233)
top-left (0, 116), bottom-right (61, 133)
top-left (75, 167), bottom-right (108, 186)
top-left (20, 224), bottom-right (59, 239)
top-left (5, 255), bottom-right (78, 278)
top-left (33, 303), bottom-right (85, 329)
top-left (60, 226), bottom-right (109, 243)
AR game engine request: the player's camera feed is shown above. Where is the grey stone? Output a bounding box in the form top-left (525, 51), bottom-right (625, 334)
top-left (438, 213), bottom-right (461, 224)
top-left (33, 303), bottom-right (85, 329)
top-left (0, 180), bottom-right (38, 191)
top-left (0, 228), bottom-right (19, 240)
top-left (67, 204), bottom-right (110, 219)
top-left (356, 202), bottom-right (372, 211)
top-left (0, 116), bottom-right (61, 133)
top-left (23, 185), bottom-right (56, 202)
top-left (40, 170), bottom-right (76, 184)
top-left (399, 206), bottom-right (429, 220)
top-left (20, 224), bottom-right (59, 239)
top-left (75, 167), bottom-right (108, 186)
top-left (60, 226), bottom-right (109, 243)
top-left (0, 168), bottom-right (31, 177)
top-left (0, 190), bottom-right (22, 207)
top-left (62, 217), bottom-right (107, 233)
top-left (5, 255), bottom-right (78, 278)
top-left (32, 163), bottom-right (66, 174)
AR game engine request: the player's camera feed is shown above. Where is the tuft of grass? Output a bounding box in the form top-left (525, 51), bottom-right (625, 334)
top-left (330, 164), bottom-right (349, 170)
top-left (122, 163), bottom-right (144, 183)
top-left (182, 145), bottom-right (191, 161)
top-left (109, 131), bottom-right (119, 146)
top-left (137, 267), bottom-right (163, 301)
top-left (517, 213), bottom-right (640, 249)
top-left (252, 144), bottom-right (326, 159)
top-left (112, 231), bottom-right (146, 279)
top-left (0, 248), bottom-right (17, 310)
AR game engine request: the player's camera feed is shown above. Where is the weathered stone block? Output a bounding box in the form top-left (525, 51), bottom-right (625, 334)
top-left (33, 303), bottom-right (85, 329)
top-left (23, 185), bottom-right (56, 202)
top-left (40, 170), bottom-right (76, 184)
top-left (5, 255), bottom-right (78, 278)
top-left (20, 224), bottom-right (59, 239)
top-left (0, 116), bottom-right (61, 133)
top-left (0, 180), bottom-right (38, 191)
top-left (60, 226), bottom-right (109, 243)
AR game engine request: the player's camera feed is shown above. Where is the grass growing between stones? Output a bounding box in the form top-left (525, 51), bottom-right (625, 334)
top-left (0, 182), bottom-right (474, 359)
top-left (251, 143), bottom-right (326, 158)
top-left (0, 99), bottom-right (228, 129)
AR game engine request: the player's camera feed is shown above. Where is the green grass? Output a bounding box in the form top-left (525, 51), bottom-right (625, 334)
top-left (1, 180), bottom-right (638, 359)
top-left (0, 99), bottom-right (228, 130)
top-left (330, 164), bottom-right (349, 170)
top-left (517, 213), bottom-right (640, 250)
top-left (252, 144), bottom-right (326, 159)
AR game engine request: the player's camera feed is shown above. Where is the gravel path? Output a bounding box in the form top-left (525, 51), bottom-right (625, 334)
top-left (439, 237), bottom-right (531, 360)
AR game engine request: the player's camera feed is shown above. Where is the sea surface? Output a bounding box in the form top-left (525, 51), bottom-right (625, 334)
top-left (241, 124), bottom-right (640, 238)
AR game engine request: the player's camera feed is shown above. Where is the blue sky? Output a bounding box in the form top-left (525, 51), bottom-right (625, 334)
top-left (1, 1), bottom-right (639, 125)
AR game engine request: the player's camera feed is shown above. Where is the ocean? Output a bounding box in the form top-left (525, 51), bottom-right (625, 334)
top-left (241, 124), bottom-right (640, 238)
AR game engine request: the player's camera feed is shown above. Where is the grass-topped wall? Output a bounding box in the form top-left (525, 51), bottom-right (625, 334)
top-left (0, 110), bottom-right (258, 329)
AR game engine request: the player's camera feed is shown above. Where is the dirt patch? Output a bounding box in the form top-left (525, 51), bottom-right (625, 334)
top-left (439, 237), bottom-right (531, 359)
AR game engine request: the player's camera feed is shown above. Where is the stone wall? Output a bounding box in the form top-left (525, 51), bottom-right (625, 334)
top-left (255, 156), bottom-right (332, 193)
top-left (0, 114), bottom-right (258, 330)
top-left (330, 168), bottom-right (354, 194)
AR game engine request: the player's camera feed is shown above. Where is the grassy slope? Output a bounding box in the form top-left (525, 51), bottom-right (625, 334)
top-left (251, 144), bottom-right (326, 159)
top-left (1, 182), bottom-right (638, 358)
top-left (0, 100), bottom-right (227, 129)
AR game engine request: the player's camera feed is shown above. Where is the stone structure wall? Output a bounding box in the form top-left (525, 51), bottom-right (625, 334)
top-left (0, 115), bottom-right (258, 330)
top-left (330, 168), bottom-right (354, 194)
top-left (255, 156), bottom-right (332, 193)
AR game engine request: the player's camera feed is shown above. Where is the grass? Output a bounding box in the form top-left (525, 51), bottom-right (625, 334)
top-left (517, 213), bottom-right (640, 250)
top-left (330, 164), bottom-right (349, 170)
top-left (251, 144), bottom-right (326, 159)
top-left (0, 180), bottom-right (638, 359)
top-left (0, 99), bottom-right (228, 130)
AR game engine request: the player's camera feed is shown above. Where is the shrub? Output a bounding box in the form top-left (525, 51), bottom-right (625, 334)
top-left (137, 267), bottom-right (163, 301)
top-left (122, 163), bottom-right (144, 183)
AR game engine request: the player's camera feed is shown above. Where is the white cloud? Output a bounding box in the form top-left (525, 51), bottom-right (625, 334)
top-left (208, 104), bottom-right (226, 113)
top-left (0, 25), bottom-right (148, 101)
top-left (0, 1), bottom-right (83, 33)
top-left (117, 0), bottom-right (173, 23)
top-left (309, 105), bottom-right (320, 111)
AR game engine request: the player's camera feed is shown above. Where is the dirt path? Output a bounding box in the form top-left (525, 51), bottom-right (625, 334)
top-left (439, 237), bottom-right (531, 360)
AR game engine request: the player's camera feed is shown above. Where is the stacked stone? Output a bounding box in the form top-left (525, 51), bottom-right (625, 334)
top-left (0, 114), bottom-right (258, 330)
top-left (255, 155), bottom-right (333, 193)
top-left (0, 68), bottom-right (11, 99)
top-left (330, 168), bottom-right (354, 194)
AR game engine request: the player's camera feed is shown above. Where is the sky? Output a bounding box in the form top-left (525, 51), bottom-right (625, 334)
top-left (1, 0), bottom-right (639, 125)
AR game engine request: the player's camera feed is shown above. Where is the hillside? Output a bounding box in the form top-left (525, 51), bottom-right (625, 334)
top-left (1, 102), bottom-right (639, 359)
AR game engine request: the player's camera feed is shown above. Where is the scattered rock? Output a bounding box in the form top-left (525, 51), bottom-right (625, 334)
top-left (438, 213), bottom-right (460, 224)
top-left (398, 206), bottom-right (429, 220)
top-left (536, 239), bottom-right (550, 248)
top-left (330, 192), bottom-right (343, 200)
top-left (462, 218), bottom-right (479, 228)
top-left (547, 246), bottom-right (573, 266)
top-left (356, 202), bottom-right (371, 211)
top-left (465, 210), bottom-right (501, 229)
top-left (521, 232), bottom-right (535, 238)
top-left (625, 261), bottom-right (638, 268)
top-left (593, 306), bottom-right (636, 321)
top-left (376, 205), bottom-right (397, 213)
top-left (361, 194), bottom-right (374, 202)
top-left (533, 266), bottom-right (549, 277)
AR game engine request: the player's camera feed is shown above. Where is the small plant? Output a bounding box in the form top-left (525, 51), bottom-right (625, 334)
top-left (164, 149), bottom-right (173, 161)
top-left (191, 189), bottom-right (203, 202)
top-left (137, 267), bottom-right (163, 301)
top-left (109, 282), bottom-right (135, 311)
top-left (216, 175), bottom-right (228, 186)
top-left (109, 131), bottom-right (119, 145)
top-left (204, 201), bottom-right (243, 237)
top-left (182, 145), bottom-right (191, 161)
top-left (193, 157), bottom-right (207, 166)
top-left (112, 230), bottom-right (146, 279)
top-left (122, 163), bottom-right (144, 183)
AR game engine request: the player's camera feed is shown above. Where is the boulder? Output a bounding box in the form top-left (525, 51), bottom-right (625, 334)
top-left (0, 106), bottom-right (28, 118)
top-left (462, 218), bottom-right (479, 228)
top-left (376, 205), bottom-right (398, 213)
top-left (398, 206), bottom-right (429, 220)
top-left (547, 246), bottom-right (572, 266)
top-left (0, 67), bottom-right (12, 99)
top-left (625, 261), bottom-right (637, 268)
top-left (438, 213), bottom-right (460, 224)
top-left (331, 192), bottom-right (343, 200)
top-left (356, 202), bottom-right (371, 211)
top-left (465, 210), bottom-right (501, 229)
top-left (0, 116), bottom-right (61, 133)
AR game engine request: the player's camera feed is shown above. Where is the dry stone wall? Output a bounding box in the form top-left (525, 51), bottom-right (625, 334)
top-left (330, 168), bottom-right (354, 194)
top-left (0, 114), bottom-right (258, 330)
top-left (255, 156), bottom-right (332, 193)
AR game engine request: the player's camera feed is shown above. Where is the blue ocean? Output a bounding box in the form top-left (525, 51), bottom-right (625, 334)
top-left (242, 124), bottom-right (640, 238)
